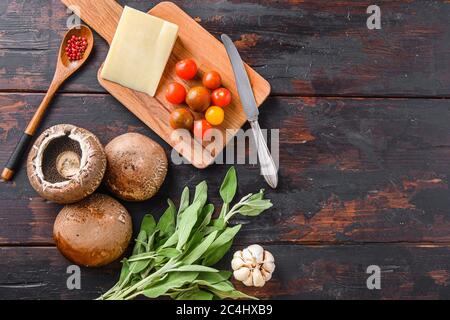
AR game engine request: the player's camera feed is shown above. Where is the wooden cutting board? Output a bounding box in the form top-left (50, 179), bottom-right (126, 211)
top-left (61, 0), bottom-right (271, 168)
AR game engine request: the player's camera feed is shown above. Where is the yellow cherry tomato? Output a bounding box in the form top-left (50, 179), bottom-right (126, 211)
top-left (205, 106), bottom-right (224, 126)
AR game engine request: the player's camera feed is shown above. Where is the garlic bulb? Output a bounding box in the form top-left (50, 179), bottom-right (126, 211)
top-left (231, 244), bottom-right (275, 287)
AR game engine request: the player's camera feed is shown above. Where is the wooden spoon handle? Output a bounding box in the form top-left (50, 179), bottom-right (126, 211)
top-left (61, 0), bottom-right (123, 45)
top-left (1, 133), bottom-right (33, 181)
top-left (2, 81), bottom-right (61, 181)
top-left (25, 81), bottom-right (60, 135)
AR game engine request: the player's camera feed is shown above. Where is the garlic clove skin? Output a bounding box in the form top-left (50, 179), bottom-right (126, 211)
top-left (247, 244), bottom-right (264, 263)
top-left (242, 248), bottom-right (254, 262)
top-left (261, 268), bottom-right (272, 282)
top-left (263, 261), bottom-right (275, 273)
top-left (242, 272), bottom-right (254, 286)
top-left (231, 256), bottom-right (246, 270)
top-left (252, 268), bottom-right (266, 287)
top-left (233, 267), bottom-right (251, 282)
top-left (233, 250), bottom-right (243, 259)
top-left (264, 250), bottom-right (275, 263)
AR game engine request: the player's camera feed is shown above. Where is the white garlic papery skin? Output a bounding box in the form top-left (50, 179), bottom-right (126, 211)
top-left (231, 244), bottom-right (275, 287)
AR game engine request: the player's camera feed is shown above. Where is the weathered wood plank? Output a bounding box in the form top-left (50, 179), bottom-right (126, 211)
top-left (1, 0), bottom-right (450, 96)
top-left (1, 93), bottom-right (449, 244)
top-left (0, 245), bottom-right (449, 299)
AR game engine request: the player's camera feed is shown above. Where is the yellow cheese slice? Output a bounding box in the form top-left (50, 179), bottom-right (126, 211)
top-left (101, 6), bottom-right (179, 97)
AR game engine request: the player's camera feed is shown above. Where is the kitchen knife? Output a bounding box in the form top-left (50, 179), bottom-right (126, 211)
top-left (221, 34), bottom-right (278, 188)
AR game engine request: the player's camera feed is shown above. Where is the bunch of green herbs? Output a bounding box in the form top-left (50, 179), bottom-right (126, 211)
top-left (99, 167), bottom-right (272, 300)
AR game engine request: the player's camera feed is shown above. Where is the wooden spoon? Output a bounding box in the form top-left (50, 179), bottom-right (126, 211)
top-left (1, 25), bottom-right (94, 181)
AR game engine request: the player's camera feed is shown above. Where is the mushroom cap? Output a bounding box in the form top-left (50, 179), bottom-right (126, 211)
top-left (27, 124), bottom-right (107, 204)
top-left (104, 133), bottom-right (168, 201)
top-left (53, 193), bottom-right (132, 267)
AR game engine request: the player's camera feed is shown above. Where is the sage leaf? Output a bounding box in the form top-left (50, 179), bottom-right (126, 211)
top-left (176, 201), bottom-right (201, 250)
top-left (132, 215), bottom-right (156, 255)
top-left (237, 199), bottom-right (273, 216)
top-left (157, 199), bottom-right (176, 237)
top-left (140, 214), bottom-right (156, 235)
top-left (185, 230), bottom-right (205, 252)
top-left (147, 231), bottom-right (156, 252)
top-left (176, 289), bottom-right (214, 300)
top-left (161, 231), bottom-right (178, 249)
top-left (249, 189), bottom-right (265, 201)
top-left (178, 186), bottom-right (190, 216)
top-left (202, 239), bottom-right (233, 266)
top-left (118, 259), bottom-right (130, 285)
top-left (157, 247), bottom-right (181, 258)
top-left (132, 230), bottom-right (147, 255)
top-left (182, 231), bottom-right (218, 265)
top-left (196, 271), bottom-right (232, 284)
top-left (197, 204), bottom-right (214, 230)
top-left (170, 265), bottom-right (219, 273)
top-left (143, 272), bottom-right (199, 298)
top-left (195, 279), bottom-right (235, 292)
top-left (220, 167), bottom-right (237, 204)
top-left (202, 225), bottom-right (240, 266)
top-left (205, 225), bottom-right (241, 255)
top-left (193, 181), bottom-right (208, 209)
top-left (129, 259), bottom-right (151, 274)
top-left (219, 203), bottom-right (229, 220)
top-left (212, 217), bottom-right (226, 230)
top-left (209, 288), bottom-right (258, 300)
top-left (128, 252), bottom-right (157, 262)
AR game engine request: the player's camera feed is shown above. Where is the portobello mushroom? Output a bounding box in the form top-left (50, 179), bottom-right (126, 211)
top-left (27, 124), bottom-right (106, 204)
top-left (53, 193), bottom-right (132, 267)
top-left (104, 133), bottom-right (168, 201)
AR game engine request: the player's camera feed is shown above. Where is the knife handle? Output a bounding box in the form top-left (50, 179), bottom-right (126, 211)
top-left (250, 121), bottom-right (278, 189)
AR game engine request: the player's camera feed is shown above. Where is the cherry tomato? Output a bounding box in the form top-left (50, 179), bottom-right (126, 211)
top-left (202, 71), bottom-right (222, 90)
top-left (186, 86), bottom-right (211, 112)
top-left (205, 106), bottom-right (224, 126)
top-left (176, 59), bottom-right (198, 80)
top-left (193, 119), bottom-right (213, 140)
top-left (211, 88), bottom-right (232, 107)
top-left (169, 108), bottom-right (194, 130)
top-left (165, 82), bottom-right (187, 104)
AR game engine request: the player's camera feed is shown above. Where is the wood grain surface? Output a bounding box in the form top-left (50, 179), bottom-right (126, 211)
top-left (1, 0), bottom-right (450, 300)
top-left (1, 0), bottom-right (450, 96)
top-left (1, 245), bottom-right (450, 300)
top-left (1, 93), bottom-right (449, 246)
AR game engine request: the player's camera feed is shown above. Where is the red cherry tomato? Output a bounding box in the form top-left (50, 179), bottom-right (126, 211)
top-left (165, 82), bottom-right (187, 104)
top-left (176, 59), bottom-right (198, 80)
top-left (211, 88), bottom-right (232, 107)
top-left (202, 71), bottom-right (222, 90)
top-left (193, 119), bottom-right (213, 140)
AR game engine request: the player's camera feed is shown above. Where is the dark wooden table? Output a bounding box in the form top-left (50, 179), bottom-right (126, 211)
top-left (1, 0), bottom-right (450, 300)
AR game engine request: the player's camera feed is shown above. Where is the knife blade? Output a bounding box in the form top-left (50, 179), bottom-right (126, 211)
top-left (221, 34), bottom-right (259, 122)
top-left (221, 34), bottom-right (278, 188)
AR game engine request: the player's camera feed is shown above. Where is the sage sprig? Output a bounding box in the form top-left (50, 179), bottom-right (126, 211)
top-left (98, 166), bottom-right (272, 300)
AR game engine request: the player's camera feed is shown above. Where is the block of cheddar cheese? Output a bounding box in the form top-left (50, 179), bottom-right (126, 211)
top-left (101, 6), bottom-right (179, 97)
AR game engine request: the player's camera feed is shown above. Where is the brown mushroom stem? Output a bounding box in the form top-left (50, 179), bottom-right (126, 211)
top-left (56, 150), bottom-right (81, 179)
